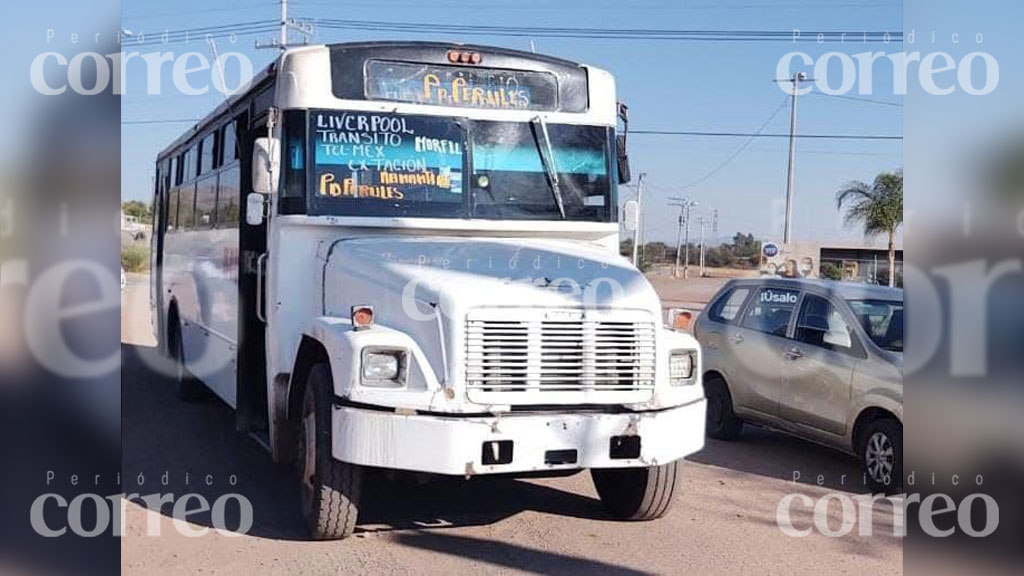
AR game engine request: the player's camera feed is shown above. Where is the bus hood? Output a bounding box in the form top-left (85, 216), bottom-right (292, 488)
top-left (320, 236), bottom-right (662, 324)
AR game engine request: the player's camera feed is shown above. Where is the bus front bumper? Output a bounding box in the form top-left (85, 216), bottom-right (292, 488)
top-left (331, 399), bottom-right (706, 476)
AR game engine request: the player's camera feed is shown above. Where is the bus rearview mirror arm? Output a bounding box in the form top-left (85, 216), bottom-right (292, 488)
top-left (616, 102), bottom-right (631, 185)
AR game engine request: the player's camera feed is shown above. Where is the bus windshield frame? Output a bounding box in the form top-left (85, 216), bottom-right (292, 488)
top-left (303, 109), bottom-right (617, 223)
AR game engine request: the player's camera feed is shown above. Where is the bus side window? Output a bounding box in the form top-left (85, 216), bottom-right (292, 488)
top-left (182, 146), bottom-right (197, 183)
top-left (171, 156), bottom-right (180, 187)
top-left (220, 120), bottom-right (238, 165)
top-left (217, 165), bottom-right (241, 228)
top-left (168, 187), bottom-right (180, 231)
top-left (178, 183), bottom-right (196, 230)
top-left (279, 110), bottom-right (307, 214)
top-left (195, 175), bottom-right (217, 229)
top-left (199, 133), bottom-right (216, 175)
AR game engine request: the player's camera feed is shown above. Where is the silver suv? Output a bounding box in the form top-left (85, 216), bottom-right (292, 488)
top-left (692, 278), bottom-right (903, 493)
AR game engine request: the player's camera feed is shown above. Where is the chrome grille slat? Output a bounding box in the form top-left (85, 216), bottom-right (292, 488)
top-left (465, 311), bottom-right (656, 398)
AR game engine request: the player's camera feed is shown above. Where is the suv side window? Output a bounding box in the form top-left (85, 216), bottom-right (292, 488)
top-left (794, 294), bottom-right (858, 354)
top-left (740, 287), bottom-right (799, 337)
top-left (708, 287), bottom-right (751, 324)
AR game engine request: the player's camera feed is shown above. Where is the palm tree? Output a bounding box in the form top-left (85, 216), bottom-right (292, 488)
top-left (836, 171), bottom-right (903, 287)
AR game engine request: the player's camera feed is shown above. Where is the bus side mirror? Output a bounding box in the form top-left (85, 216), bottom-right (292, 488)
top-left (616, 102), bottom-right (631, 184)
top-left (252, 137), bottom-right (279, 195)
top-left (246, 193), bottom-right (266, 227)
top-left (616, 135), bottom-right (632, 185)
top-left (622, 199), bottom-right (639, 233)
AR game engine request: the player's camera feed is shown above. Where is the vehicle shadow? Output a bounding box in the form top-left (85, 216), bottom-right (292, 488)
top-left (389, 531), bottom-right (654, 575)
top-left (692, 425), bottom-right (873, 493)
top-left (121, 343), bottom-right (611, 542)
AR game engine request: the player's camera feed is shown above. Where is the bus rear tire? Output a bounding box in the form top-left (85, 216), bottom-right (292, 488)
top-left (590, 460), bottom-right (681, 521)
top-left (297, 364), bottom-right (362, 540)
top-left (170, 320), bottom-right (207, 402)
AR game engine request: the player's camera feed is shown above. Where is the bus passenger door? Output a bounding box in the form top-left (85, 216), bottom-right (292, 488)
top-left (236, 110), bottom-right (269, 434)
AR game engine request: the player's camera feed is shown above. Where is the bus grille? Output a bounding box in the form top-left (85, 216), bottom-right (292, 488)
top-left (465, 313), bottom-right (656, 395)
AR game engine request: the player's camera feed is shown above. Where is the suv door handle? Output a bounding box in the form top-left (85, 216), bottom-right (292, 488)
top-left (784, 346), bottom-right (804, 360)
top-left (729, 333), bottom-right (744, 344)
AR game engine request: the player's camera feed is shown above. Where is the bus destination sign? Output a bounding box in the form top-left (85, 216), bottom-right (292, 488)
top-left (365, 60), bottom-right (558, 111)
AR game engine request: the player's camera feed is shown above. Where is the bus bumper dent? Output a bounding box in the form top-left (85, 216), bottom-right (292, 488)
top-left (331, 399), bottom-right (706, 475)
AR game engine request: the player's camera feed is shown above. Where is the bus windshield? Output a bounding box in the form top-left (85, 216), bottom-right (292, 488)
top-left (307, 110), bottom-right (615, 222)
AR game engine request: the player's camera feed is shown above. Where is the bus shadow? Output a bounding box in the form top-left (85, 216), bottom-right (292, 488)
top-left (121, 343), bottom-right (611, 542)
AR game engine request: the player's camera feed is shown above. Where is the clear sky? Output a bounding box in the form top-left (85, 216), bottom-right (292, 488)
top-left (118, 0), bottom-right (906, 244)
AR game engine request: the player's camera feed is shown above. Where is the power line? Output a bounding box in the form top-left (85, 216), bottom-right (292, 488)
top-left (118, 18), bottom-right (902, 47)
top-left (123, 3), bottom-right (280, 22)
top-left (311, 19), bottom-right (902, 42)
top-left (122, 119), bottom-right (200, 125)
top-left (294, 0), bottom-right (900, 11)
top-left (632, 130), bottom-right (902, 140)
top-left (674, 95), bottom-right (790, 191)
top-left (809, 92), bottom-right (903, 108)
top-left (123, 21), bottom-right (279, 47)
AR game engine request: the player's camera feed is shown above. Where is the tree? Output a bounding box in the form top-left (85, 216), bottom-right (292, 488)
top-left (836, 171), bottom-right (903, 287)
top-left (121, 200), bottom-right (152, 224)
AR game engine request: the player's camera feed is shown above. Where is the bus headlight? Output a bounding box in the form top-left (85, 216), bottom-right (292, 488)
top-left (669, 351), bottom-right (696, 385)
top-left (361, 348), bottom-right (407, 387)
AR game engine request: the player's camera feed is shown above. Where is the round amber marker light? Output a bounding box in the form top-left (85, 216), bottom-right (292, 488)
top-left (353, 307), bottom-right (374, 327)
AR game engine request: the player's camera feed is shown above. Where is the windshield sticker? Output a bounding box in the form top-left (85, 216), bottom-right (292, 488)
top-left (312, 112), bottom-right (464, 203)
top-left (760, 289), bottom-right (799, 305)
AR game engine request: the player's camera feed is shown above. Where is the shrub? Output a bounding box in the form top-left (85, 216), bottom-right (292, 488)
top-left (121, 244), bottom-right (149, 273)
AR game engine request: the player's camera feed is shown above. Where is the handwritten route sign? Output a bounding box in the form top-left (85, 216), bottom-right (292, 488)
top-left (365, 60), bottom-right (558, 111)
top-left (311, 112), bottom-right (464, 210)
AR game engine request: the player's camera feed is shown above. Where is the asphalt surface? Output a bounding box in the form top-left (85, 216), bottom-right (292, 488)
top-left (121, 273), bottom-right (901, 575)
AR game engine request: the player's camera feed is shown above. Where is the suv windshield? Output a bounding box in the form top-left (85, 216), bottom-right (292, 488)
top-left (847, 299), bottom-right (903, 352)
top-left (307, 110), bottom-right (614, 221)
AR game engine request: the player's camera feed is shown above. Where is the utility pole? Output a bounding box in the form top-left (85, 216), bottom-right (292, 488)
top-left (280, 0), bottom-right (289, 48)
top-left (698, 216), bottom-right (707, 277)
top-left (781, 71), bottom-right (810, 245)
top-left (669, 197), bottom-right (698, 278)
top-left (673, 212), bottom-right (684, 278)
top-left (631, 173), bottom-right (647, 267)
top-left (256, 0), bottom-right (314, 51)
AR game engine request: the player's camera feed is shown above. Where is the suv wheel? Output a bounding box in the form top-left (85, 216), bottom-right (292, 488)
top-left (861, 419), bottom-right (902, 494)
top-left (705, 375), bottom-right (743, 440)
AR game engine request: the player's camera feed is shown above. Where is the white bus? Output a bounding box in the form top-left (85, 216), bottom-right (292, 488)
top-left (151, 42), bottom-right (705, 539)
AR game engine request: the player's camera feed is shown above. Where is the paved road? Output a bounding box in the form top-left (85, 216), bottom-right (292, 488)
top-left (121, 276), bottom-right (901, 575)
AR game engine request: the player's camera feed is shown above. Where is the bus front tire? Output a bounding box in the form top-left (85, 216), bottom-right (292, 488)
top-left (297, 364), bottom-right (362, 540)
top-left (590, 460), bottom-right (681, 521)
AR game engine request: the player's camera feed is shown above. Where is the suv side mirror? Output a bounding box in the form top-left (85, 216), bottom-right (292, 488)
top-left (823, 330), bottom-right (852, 349)
top-left (252, 136), bottom-right (280, 195)
top-left (622, 199), bottom-right (639, 233)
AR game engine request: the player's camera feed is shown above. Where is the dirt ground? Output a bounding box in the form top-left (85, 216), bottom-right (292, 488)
top-left (121, 273), bottom-right (901, 575)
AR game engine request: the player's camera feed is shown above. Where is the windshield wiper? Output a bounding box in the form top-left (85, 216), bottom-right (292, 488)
top-left (531, 116), bottom-right (567, 220)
